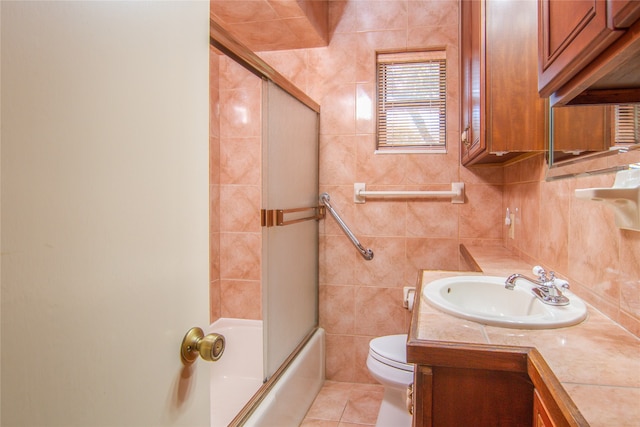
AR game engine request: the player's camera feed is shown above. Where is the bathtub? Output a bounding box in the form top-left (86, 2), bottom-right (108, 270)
top-left (209, 318), bottom-right (325, 427)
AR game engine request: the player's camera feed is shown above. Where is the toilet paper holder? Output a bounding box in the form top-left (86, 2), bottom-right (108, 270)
top-left (403, 287), bottom-right (416, 311)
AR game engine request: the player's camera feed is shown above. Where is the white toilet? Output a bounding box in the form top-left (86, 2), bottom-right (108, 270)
top-left (367, 334), bottom-right (414, 427)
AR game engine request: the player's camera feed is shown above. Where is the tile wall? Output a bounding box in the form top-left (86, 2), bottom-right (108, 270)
top-left (210, 49), bottom-right (264, 322)
top-left (504, 154), bottom-right (640, 337)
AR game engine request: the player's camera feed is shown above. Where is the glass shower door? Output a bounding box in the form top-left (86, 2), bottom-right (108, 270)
top-left (262, 80), bottom-right (319, 380)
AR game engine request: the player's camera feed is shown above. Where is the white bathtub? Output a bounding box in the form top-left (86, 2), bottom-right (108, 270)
top-left (209, 318), bottom-right (325, 427)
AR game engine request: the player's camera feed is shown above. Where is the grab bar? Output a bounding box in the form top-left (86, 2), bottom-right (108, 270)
top-left (320, 193), bottom-right (374, 261)
top-left (354, 182), bottom-right (465, 204)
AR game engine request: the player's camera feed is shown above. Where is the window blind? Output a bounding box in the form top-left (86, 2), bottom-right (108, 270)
top-left (377, 51), bottom-right (446, 151)
top-left (614, 104), bottom-right (640, 144)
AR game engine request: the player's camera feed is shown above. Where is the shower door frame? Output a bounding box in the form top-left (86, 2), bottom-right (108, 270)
top-left (210, 20), bottom-right (321, 425)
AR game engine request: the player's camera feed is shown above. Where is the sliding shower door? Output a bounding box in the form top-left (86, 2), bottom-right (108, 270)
top-left (262, 81), bottom-right (319, 380)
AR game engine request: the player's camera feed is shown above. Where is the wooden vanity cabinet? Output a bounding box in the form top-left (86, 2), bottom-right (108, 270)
top-left (408, 345), bottom-right (586, 427)
top-left (407, 276), bottom-right (587, 427)
top-left (412, 363), bottom-right (533, 427)
top-left (460, 0), bottom-right (546, 166)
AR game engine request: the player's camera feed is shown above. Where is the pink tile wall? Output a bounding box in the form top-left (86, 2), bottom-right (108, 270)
top-left (258, 0), bottom-right (504, 383)
top-left (504, 154), bottom-right (640, 338)
top-left (210, 53), bottom-right (263, 322)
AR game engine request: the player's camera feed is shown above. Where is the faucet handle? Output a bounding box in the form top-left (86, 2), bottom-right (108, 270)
top-left (532, 266), bottom-right (557, 284)
top-left (553, 278), bottom-right (570, 289)
top-left (532, 265), bottom-right (546, 279)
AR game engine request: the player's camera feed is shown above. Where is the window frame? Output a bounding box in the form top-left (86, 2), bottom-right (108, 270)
top-left (375, 50), bottom-right (448, 154)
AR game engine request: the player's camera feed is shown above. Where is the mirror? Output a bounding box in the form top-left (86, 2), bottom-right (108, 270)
top-left (546, 103), bottom-right (640, 180)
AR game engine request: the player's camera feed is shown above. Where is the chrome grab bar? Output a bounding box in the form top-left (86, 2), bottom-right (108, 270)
top-left (320, 193), bottom-right (374, 261)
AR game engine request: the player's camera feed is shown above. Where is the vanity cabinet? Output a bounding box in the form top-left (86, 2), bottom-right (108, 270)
top-left (407, 345), bottom-right (585, 427)
top-left (460, 0), bottom-right (546, 166)
top-left (411, 362), bottom-right (533, 427)
top-left (407, 271), bottom-right (589, 427)
top-left (538, 0), bottom-right (640, 105)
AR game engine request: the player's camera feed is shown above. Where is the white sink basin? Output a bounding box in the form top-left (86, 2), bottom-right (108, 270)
top-left (422, 276), bottom-right (587, 329)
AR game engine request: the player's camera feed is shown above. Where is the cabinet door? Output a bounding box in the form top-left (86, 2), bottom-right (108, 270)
top-left (412, 366), bottom-right (433, 427)
top-left (533, 389), bottom-right (557, 427)
top-left (609, 0), bottom-right (640, 28)
top-left (538, 0), bottom-right (624, 97)
top-left (486, 0), bottom-right (545, 154)
top-left (552, 105), bottom-right (611, 161)
top-left (460, 0), bottom-right (484, 164)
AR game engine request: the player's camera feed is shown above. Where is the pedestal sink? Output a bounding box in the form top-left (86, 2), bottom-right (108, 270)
top-left (422, 276), bottom-right (587, 329)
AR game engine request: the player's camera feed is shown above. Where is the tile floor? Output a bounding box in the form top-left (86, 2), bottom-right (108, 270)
top-left (300, 381), bottom-right (384, 427)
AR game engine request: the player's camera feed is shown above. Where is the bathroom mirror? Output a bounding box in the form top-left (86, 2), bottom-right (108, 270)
top-left (546, 103), bottom-right (640, 180)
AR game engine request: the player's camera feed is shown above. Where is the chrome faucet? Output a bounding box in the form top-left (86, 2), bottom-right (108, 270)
top-left (505, 266), bottom-right (570, 306)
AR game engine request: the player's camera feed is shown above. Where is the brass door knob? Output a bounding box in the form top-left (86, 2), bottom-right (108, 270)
top-left (180, 327), bottom-right (225, 365)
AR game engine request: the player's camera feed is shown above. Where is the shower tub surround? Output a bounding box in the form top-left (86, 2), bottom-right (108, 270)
top-left (409, 246), bottom-right (640, 426)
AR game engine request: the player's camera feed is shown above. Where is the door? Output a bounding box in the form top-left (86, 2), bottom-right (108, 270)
top-left (1, 2), bottom-right (210, 425)
top-left (262, 81), bottom-right (319, 380)
top-left (460, 0), bottom-right (485, 165)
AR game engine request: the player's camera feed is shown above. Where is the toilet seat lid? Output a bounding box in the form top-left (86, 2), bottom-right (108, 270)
top-left (369, 334), bottom-right (411, 371)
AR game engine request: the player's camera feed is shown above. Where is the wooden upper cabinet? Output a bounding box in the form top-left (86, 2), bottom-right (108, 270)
top-left (460, 0), bottom-right (546, 166)
top-left (538, 0), bottom-right (625, 97)
top-left (609, 0), bottom-right (640, 29)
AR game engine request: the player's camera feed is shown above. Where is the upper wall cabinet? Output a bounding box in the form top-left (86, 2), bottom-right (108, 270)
top-left (538, 0), bottom-right (640, 106)
top-left (460, 0), bottom-right (546, 166)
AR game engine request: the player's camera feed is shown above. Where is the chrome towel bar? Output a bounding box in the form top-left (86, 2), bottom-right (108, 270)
top-left (320, 193), bottom-right (374, 261)
top-left (354, 182), bottom-right (465, 204)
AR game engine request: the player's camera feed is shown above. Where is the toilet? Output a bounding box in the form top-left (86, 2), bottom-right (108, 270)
top-left (367, 334), bottom-right (414, 427)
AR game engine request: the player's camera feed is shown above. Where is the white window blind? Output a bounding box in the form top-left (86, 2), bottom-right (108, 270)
top-left (614, 104), bottom-right (640, 144)
top-left (377, 50), bottom-right (447, 152)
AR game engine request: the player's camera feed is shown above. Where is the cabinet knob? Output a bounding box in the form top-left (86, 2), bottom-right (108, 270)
top-left (461, 126), bottom-right (471, 147)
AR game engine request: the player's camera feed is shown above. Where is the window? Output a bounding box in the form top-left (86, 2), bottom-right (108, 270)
top-left (376, 50), bottom-right (447, 152)
top-left (614, 104), bottom-right (640, 145)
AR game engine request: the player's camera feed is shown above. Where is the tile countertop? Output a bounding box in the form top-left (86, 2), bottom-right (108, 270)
top-left (412, 246), bottom-right (640, 427)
